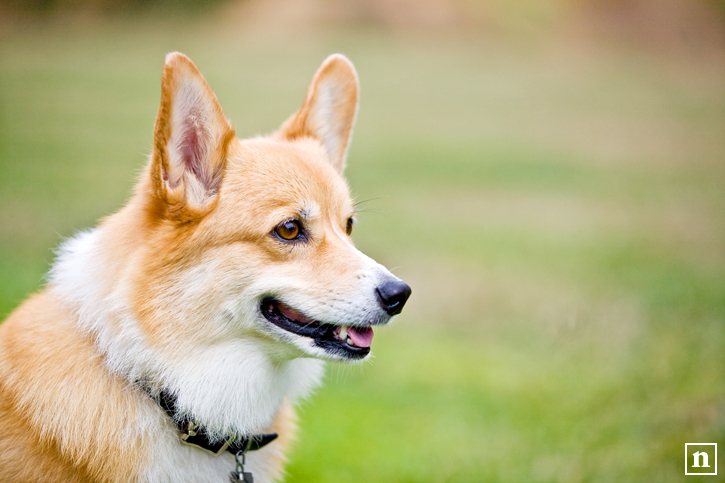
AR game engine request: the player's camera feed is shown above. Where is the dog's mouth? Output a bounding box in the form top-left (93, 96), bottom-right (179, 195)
top-left (260, 298), bottom-right (373, 359)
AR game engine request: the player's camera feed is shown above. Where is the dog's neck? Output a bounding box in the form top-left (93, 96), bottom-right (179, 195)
top-left (49, 226), bottom-right (324, 439)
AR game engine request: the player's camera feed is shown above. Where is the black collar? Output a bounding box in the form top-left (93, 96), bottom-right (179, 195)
top-left (142, 384), bottom-right (278, 456)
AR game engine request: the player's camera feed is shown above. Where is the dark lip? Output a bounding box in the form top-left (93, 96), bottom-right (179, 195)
top-left (260, 297), bottom-right (370, 359)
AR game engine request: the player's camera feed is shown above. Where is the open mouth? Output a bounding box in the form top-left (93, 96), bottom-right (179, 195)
top-left (260, 298), bottom-right (373, 359)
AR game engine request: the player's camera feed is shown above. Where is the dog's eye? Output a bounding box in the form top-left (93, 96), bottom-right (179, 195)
top-left (346, 217), bottom-right (355, 236)
top-left (275, 220), bottom-right (302, 241)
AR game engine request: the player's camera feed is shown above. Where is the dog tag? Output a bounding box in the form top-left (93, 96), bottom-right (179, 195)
top-left (229, 471), bottom-right (253, 483)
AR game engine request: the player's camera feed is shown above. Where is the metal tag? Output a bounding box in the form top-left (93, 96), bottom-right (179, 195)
top-left (229, 471), bottom-right (253, 483)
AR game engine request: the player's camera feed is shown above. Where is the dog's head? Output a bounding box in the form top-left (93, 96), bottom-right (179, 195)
top-left (131, 53), bottom-right (410, 362)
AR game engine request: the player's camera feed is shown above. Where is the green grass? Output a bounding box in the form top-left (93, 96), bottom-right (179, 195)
top-left (1, 10), bottom-right (724, 482)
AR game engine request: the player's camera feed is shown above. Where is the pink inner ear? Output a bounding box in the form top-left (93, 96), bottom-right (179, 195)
top-left (177, 110), bottom-right (211, 190)
top-left (180, 120), bottom-right (202, 177)
top-left (165, 78), bottom-right (228, 199)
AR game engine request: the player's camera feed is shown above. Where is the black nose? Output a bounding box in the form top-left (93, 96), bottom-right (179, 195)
top-left (376, 279), bottom-right (412, 316)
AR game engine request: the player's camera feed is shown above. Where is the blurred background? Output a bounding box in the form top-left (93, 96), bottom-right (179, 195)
top-left (1, 0), bottom-right (723, 481)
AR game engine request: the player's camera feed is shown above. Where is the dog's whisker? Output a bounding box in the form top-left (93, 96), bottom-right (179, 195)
top-left (352, 209), bottom-right (386, 215)
top-left (353, 195), bottom-right (390, 208)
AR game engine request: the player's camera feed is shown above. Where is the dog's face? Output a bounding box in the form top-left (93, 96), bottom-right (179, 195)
top-left (130, 53), bottom-right (410, 362)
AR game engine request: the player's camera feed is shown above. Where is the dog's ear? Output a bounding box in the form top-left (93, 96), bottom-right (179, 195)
top-left (150, 52), bottom-right (235, 222)
top-left (278, 54), bottom-right (359, 175)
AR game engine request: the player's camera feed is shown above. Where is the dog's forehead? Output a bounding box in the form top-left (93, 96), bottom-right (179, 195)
top-left (221, 137), bottom-right (353, 214)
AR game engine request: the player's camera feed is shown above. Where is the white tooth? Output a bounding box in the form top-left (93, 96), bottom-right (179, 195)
top-left (346, 336), bottom-right (353, 346)
top-left (339, 326), bottom-right (348, 340)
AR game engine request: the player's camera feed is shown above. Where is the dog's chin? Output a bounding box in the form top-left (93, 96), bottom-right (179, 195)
top-left (260, 298), bottom-right (380, 361)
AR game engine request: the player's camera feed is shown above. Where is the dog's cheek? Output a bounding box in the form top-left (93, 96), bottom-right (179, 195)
top-left (129, 246), bottom-right (258, 347)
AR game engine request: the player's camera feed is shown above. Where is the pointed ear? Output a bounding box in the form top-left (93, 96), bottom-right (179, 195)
top-left (278, 54), bottom-right (359, 174)
top-left (150, 52), bottom-right (235, 221)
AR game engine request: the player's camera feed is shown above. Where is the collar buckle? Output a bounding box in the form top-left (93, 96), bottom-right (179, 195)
top-left (180, 421), bottom-right (198, 439)
top-left (179, 420), bottom-right (237, 455)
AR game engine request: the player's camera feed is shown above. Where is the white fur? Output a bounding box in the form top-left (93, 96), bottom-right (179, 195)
top-left (49, 229), bottom-right (325, 482)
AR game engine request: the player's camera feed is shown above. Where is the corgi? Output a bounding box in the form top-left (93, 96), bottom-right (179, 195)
top-left (0, 52), bottom-right (410, 482)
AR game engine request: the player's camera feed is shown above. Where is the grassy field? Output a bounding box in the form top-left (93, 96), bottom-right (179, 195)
top-left (1, 9), bottom-right (724, 482)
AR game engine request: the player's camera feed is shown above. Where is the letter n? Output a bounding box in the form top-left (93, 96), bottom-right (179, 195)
top-left (693, 451), bottom-right (710, 468)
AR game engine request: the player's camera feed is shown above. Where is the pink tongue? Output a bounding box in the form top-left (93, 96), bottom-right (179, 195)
top-left (347, 326), bottom-right (374, 348)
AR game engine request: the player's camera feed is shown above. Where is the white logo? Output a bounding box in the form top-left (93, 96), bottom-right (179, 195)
top-left (686, 443), bottom-right (717, 476)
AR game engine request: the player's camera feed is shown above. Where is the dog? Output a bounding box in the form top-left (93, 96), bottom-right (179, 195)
top-left (0, 52), bottom-right (410, 482)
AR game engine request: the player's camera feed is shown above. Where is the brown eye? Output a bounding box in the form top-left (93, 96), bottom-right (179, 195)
top-left (275, 220), bottom-right (301, 241)
top-left (346, 217), bottom-right (355, 236)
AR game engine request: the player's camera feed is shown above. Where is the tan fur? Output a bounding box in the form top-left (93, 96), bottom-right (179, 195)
top-left (0, 292), bottom-right (145, 482)
top-left (0, 52), bottom-right (379, 481)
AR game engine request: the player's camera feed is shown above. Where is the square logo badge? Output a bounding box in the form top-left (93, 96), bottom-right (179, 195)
top-left (686, 443), bottom-right (717, 476)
